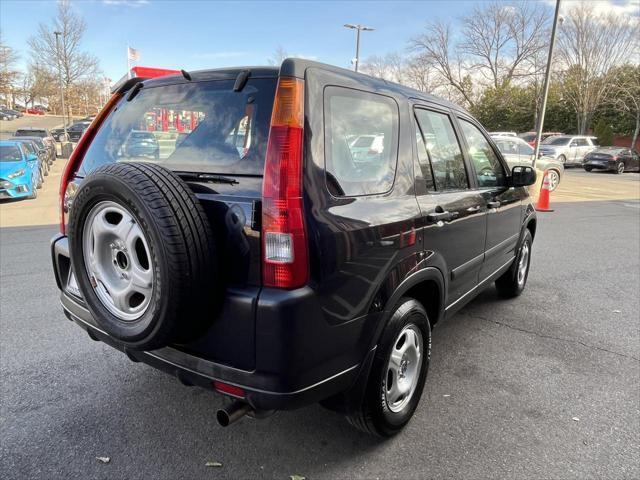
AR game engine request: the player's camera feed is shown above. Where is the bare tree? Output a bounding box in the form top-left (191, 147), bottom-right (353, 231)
top-left (404, 54), bottom-right (442, 93)
top-left (609, 65), bottom-right (640, 148)
top-left (410, 2), bottom-right (550, 108)
top-left (556, 2), bottom-right (639, 134)
top-left (27, 0), bottom-right (100, 89)
top-left (268, 46), bottom-right (289, 66)
top-left (360, 52), bottom-right (405, 83)
top-left (20, 63), bottom-right (56, 110)
top-left (410, 22), bottom-right (476, 107)
top-left (0, 33), bottom-right (21, 106)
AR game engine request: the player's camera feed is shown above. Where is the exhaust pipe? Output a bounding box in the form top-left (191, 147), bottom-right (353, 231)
top-left (216, 401), bottom-right (252, 427)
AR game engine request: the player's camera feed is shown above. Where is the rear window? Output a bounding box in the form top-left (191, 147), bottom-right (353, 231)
top-left (15, 130), bottom-right (46, 138)
top-left (0, 145), bottom-right (22, 162)
top-left (78, 78), bottom-right (277, 176)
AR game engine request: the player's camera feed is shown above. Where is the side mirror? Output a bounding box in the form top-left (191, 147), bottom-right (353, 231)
top-left (511, 165), bottom-right (536, 187)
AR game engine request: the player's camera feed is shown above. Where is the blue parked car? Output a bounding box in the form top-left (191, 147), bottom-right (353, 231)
top-left (0, 140), bottom-right (41, 200)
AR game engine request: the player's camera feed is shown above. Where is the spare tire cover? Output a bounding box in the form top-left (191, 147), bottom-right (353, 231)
top-left (68, 162), bottom-right (220, 351)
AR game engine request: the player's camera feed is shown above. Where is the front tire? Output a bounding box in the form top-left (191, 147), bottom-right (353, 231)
top-left (615, 162), bottom-right (624, 174)
top-left (495, 229), bottom-right (532, 297)
top-left (346, 298), bottom-right (431, 437)
top-left (558, 154), bottom-right (567, 166)
top-left (584, 167), bottom-right (592, 172)
top-left (547, 169), bottom-right (560, 191)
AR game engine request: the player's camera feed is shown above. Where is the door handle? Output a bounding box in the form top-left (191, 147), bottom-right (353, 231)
top-left (487, 201), bottom-right (501, 209)
top-left (466, 205), bottom-right (481, 213)
top-left (427, 210), bottom-right (459, 222)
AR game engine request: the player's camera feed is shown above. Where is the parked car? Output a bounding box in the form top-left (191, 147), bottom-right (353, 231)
top-left (538, 135), bottom-right (598, 166)
top-left (583, 147), bottom-right (640, 174)
top-left (123, 130), bottom-right (160, 159)
top-left (9, 136), bottom-right (55, 166)
top-left (0, 111), bottom-right (13, 121)
top-left (518, 131), bottom-right (564, 148)
top-left (492, 135), bottom-right (564, 191)
top-left (0, 108), bottom-right (19, 120)
top-left (3, 108), bottom-right (23, 118)
top-left (488, 131), bottom-right (517, 137)
top-left (14, 128), bottom-right (57, 160)
top-left (0, 140), bottom-right (41, 200)
top-left (9, 138), bottom-right (47, 185)
top-left (25, 107), bottom-right (45, 115)
top-left (51, 59), bottom-right (537, 437)
top-left (52, 121), bottom-right (92, 142)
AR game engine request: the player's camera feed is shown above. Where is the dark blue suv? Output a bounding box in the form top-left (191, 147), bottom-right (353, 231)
top-left (51, 59), bottom-right (537, 436)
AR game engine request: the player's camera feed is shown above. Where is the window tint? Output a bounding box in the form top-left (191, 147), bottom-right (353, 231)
top-left (496, 140), bottom-right (518, 155)
top-left (459, 119), bottom-right (505, 188)
top-left (575, 138), bottom-right (589, 147)
top-left (78, 79), bottom-right (276, 176)
top-left (0, 145), bottom-right (23, 162)
top-left (414, 109), bottom-right (468, 191)
top-left (324, 87), bottom-right (398, 196)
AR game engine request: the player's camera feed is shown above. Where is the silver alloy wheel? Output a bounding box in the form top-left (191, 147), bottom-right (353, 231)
top-left (547, 170), bottom-right (560, 191)
top-left (517, 242), bottom-right (530, 286)
top-left (82, 201), bottom-right (154, 321)
top-left (618, 162), bottom-right (624, 174)
top-left (385, 324), bottom-right (423, 413)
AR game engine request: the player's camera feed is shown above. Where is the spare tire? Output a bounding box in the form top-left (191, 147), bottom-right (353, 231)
top-left (68, 162), bottom-right (220, 351)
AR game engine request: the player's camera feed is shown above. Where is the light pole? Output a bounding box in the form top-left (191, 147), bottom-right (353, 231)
top-left (532, 0), bottom-right (562, 168)
top-left (54, 31), bottom-right (67, 141)
top-left (343, 24), bottom-right (374, 73)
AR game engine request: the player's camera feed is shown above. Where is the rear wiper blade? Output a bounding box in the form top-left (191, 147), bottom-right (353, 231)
top-left (176, 172), bottom-right (239, 185)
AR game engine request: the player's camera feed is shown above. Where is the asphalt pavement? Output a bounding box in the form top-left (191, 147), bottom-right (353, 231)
top-left (0, 178), bottom-right (639, 479)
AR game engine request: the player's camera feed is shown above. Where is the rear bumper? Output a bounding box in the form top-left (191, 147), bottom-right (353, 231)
top-left (51, 234), bottom-right (372, 411)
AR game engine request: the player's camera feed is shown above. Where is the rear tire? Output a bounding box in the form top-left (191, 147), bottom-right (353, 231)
top-left (68, 162), bottom-right (221, 350)
top-left (558, 154), bottom-right (567, 165)
top-left (615, 162), bottom-right (624, 174)
top-left (584, 167), bottom-right (592, 172)
top-left (346, 298), bottom-right (431, 437)
top-left (495, 229), bottom-right (532, 298)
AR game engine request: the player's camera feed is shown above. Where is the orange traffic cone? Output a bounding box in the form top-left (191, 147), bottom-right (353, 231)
top-left (535, 170), bottom-right (554, 212)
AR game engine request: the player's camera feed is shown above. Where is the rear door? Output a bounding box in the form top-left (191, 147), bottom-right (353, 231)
top-left (413, 105), bottom-right (486, 306)
top-left (456, 116), bottom-right (521, 281)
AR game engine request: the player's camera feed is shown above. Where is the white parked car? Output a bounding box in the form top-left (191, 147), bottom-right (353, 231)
top-left (492, 135), bottom-right (564, 191)
top-left (538, 135), bottom-right (598, 167)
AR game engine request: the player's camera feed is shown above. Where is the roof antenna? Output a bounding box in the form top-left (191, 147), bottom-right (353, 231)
top-left (181, 69), bottom-right (192, 81)
top-left (234, 70), bottom-right (250, 92)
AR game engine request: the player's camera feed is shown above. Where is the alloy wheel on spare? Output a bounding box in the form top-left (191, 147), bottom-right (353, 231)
top-left (384, 324), bottom-right (423, 413)
top-left (82, 201), bottom-right (154, 322)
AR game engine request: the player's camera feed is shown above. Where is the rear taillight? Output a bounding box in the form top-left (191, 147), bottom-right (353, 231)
top-left (59, 93), bottom-right (122, 234)
top-left (261, 77), bottom-right (308, 289)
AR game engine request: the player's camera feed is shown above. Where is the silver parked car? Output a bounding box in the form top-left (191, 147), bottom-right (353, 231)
top-left (493, 135), bottom-right (564, 191)
top-left (538, 135), bottom-right (598, 167)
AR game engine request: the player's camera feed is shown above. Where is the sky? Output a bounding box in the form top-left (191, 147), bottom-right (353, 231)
top-left (1, 0), bottom-right (638, 83)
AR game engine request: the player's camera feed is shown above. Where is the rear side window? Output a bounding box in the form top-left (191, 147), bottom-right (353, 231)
top-left (518, 143), bottom-right (533, 156)
top-left (324, 87), bottom-right (399, 196)
top-left (78, 78), bottom-right (276, 176)
top-left (414, 109), bottom-right (468, 191)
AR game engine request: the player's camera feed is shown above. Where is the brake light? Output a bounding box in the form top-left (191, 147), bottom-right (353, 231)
top-left (212, 381), bottom-right (245, 399)
top-left (59, 93), bottom-right (122, 234)
top-left (261, 77), bottom-right (308, 289)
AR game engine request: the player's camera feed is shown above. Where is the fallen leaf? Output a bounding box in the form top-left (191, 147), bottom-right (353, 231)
top-left (572, 417), bottom-right (580, 422)
top-left (612, 310), bottom-right (621, 313)
top-left (443, 394), bottom-right (451, 398)
top-left (95, 457), bottom-right (110, 464)
top-left (205, 461), bottom-right (223, 468)
top-left (290, 476), bottom-right (306, 480)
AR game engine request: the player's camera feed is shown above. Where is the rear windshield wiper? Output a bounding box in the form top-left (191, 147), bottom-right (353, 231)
top-left (176, 172), bottom-right (239, 185)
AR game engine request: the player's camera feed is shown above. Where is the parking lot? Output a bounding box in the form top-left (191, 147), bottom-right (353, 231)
top-left (1, 153), bottom-right (638, 478)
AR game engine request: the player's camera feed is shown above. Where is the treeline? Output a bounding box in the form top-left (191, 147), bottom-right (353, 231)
top-left (359, 2), bottom-right (639, 146)
top-left (0, 1), bottom-right (106, 117)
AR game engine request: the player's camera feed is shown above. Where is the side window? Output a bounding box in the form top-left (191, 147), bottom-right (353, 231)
top-left (518, 142), bottom-right (533, 156)
top-left (459, 119), bottom-right (506, 188)
top-left (414, 118), bottom-right (435, 191)
top-left (576, 138), bottom-right (589, 147)
top-left (324, 87), bottom-right (399, 196)
top-left (414, 109), bottom-right (468, 191)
